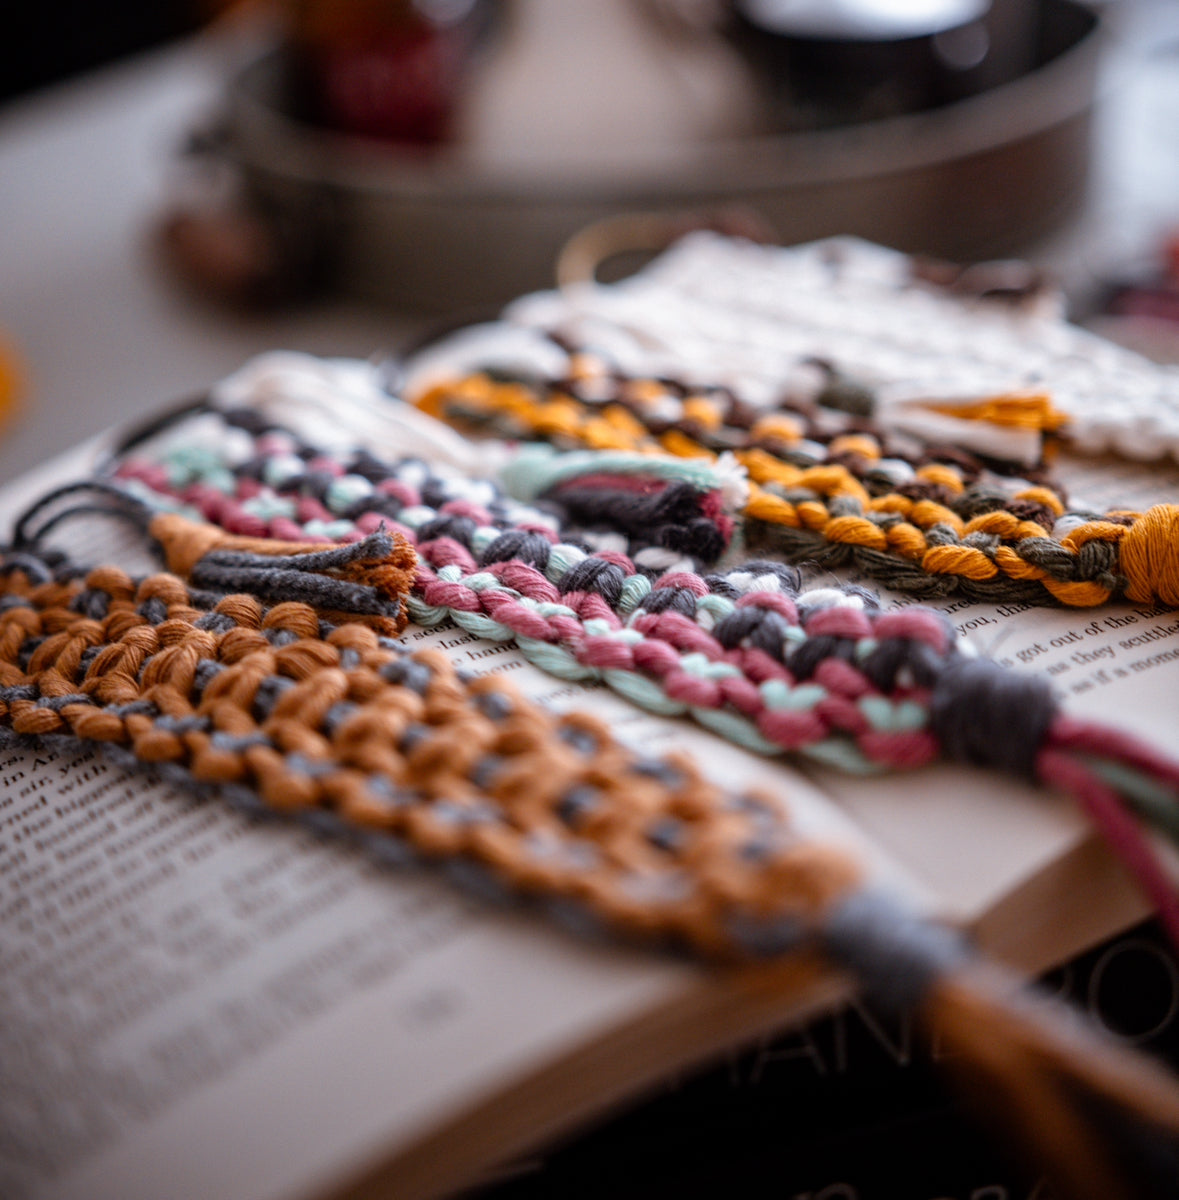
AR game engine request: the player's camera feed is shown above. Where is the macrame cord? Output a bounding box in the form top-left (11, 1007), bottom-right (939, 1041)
top-left (2, 523), bottom-right (1179, 1200)
top-left (99, 402), bottom-right (1179, 943)
top-left (14, 334), bottom-right (1179, 1198)
top-left (413, 368), bottom-right (1179, 610)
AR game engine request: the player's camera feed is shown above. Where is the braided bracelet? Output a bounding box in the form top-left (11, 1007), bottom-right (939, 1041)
top-left (413, 369), bottom-right (1179, 609)
top-left (4, 536), bottom-right (1179, 1200)
top-left (127, 349), bottom-right (1179, 612)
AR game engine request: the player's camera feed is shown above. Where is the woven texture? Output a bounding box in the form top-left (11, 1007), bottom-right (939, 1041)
top-left (0, 548), bottom-right (867, 960)
top-left (91, 379), bottom-right (1179, 952)
top-left (481, 232), bottom-right (1179, 461)
top-left (16, 355), bottom-right (1179, 1197)
top-left (7, 513), bottom-right (1179, 1200)
top-left (416, 370), bottom-right (1179, 609)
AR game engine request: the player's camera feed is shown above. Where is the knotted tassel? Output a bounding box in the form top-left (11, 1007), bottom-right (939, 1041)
top-left (499, 445), bottom-right (745, 570)
top-left (147, 512), bottom-right (417, 636)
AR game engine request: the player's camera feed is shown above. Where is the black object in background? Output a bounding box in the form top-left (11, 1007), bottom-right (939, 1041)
top-left (477, 917), bottom-right (1179, 1199)
top-left (0, 1), bottom-right (206, 105)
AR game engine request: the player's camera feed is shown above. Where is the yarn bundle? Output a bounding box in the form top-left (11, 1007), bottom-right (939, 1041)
top-left (94, 390), bottom-right (1179, 950)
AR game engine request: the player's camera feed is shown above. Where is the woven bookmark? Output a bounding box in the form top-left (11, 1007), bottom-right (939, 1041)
top-left (1, 533), bottom-right (1179, 1200)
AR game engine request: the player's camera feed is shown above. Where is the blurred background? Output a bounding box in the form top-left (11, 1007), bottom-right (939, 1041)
top-left (1, 0), bottom-right (1179, 477)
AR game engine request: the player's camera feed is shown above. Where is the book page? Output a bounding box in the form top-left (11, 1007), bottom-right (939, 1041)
top-left (0, 442), bottom-right (911, 1200)
top-left (812, 450), bottom-right (1179, 963)
top-left (1, 733), bottom-right (694, 1200)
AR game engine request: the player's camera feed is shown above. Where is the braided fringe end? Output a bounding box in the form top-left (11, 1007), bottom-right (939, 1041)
top-left (148, 512), bottom-right (417, 636)
top-left (824, 892), bottom-right (1179, 1199)
top-left (931, 972), bottom-right (1179, 1200)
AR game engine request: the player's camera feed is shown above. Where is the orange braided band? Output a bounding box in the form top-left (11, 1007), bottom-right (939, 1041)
top-left (0, 555), bottom-right (866, 960)
top-left (414, 373), bottom-right (1174, 609)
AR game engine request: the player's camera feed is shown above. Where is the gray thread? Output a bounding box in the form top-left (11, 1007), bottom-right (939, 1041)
top-left (929, 656), bottom-right (1057, 780)
top-left (822, 889), bottom-right (970, 1016)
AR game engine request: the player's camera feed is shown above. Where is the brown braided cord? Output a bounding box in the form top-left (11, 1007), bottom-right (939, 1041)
top-left (0, 559), bottom-right (862, 960)
top-left (148, 511), bottom-right (419, 636)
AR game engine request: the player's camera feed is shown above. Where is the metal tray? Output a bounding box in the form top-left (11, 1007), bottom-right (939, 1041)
top-left (208, 0), bottom-right (1102, 312)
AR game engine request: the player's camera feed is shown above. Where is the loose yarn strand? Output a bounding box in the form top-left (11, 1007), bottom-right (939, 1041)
top-left (1037, 747), bottom-right (1179, 950)
top-left (11, 479), bottom-right (156, 551)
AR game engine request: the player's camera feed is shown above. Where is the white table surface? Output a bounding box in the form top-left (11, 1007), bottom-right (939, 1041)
top-left (0, 27), bottom-right (419, 489)
top-left (2, 2), bottom-right (1179, 491)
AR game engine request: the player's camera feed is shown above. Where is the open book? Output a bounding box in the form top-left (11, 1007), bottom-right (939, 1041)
top-left (5, 257), bottom-right (1179, 1200)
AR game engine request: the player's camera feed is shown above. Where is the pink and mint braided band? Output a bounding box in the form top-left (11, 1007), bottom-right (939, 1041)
top-left (110, 406), bottom-right (936, 772)
top-left (112, 406), bottom-right (736, 573)
top-left (102, 406), bottom-right (1179, 847)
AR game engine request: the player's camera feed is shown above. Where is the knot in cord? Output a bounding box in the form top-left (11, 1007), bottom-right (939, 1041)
top-left (822, 889), bottom-right (970, 1017)
top-left (929, 655), bottom-right (1057, 781)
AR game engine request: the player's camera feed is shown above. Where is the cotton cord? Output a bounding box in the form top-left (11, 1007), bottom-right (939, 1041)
top-left (459, 230), bottom-right (1179, 465)
top-left (0, 547), bottom-right (871, 958)
top-left (97, 410), bottom-right (1179, 929)
top-left (2, 543), bottom-right (1179, 1199)
top-left (112, 405), bottom-right (736, 575)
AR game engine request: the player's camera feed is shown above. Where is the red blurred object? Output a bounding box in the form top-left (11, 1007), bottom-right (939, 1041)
top-left (288, 0), bottom-right (488, 144)
top-left (1108, 284), bottom-right (1179, 325)
top-left (1164, 231), bottom-right (1179, 285)
top-left (1100, 227), bottom-right (1179, 329)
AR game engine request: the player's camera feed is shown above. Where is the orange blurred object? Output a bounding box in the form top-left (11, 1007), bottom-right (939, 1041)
top-left (0, 335), bottom-right (23, 436)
